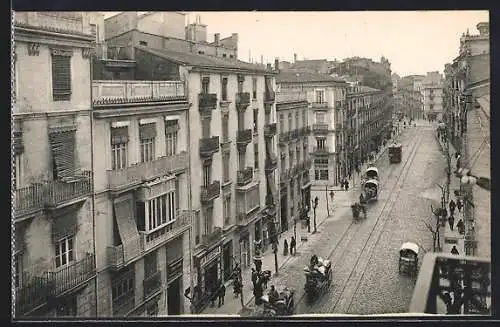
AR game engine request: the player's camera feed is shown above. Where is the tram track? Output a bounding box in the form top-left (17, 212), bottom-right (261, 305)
top-left (292, 128), bottom-right (422, 313)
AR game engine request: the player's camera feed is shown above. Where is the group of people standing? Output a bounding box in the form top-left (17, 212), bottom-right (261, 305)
top-left (447, 198), bottom-right (466, 256)
top-left (283, 236), bottom-right (297, 256)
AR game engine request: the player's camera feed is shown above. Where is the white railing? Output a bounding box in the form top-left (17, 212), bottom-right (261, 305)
top-left (92, 80), bottom-right (185, 104)
top-left (14, 12), bottom-right (86, 35)
top-left (276, 90), bottom-right (308, 103)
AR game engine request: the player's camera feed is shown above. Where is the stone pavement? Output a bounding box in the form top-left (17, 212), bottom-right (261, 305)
top-left (202, 133), bottom-right (393, 315)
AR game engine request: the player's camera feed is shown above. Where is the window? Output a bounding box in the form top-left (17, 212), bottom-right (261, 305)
top-left (223, 196), bottom-right (231, 226)
top-left (90, 24), bottom-right (97, 37)
top-left (140, 138), bottom-right (155, 163)
top-left (139, 41), bottom-right (148, 46)
top-left (203, 164), bottom-right (211, 187)
top-left (222, 54), bottom-right (227, 58)
top-left (221, 77), bottom-right (228, 101)
top-left (295, 112), bottom-right (300, 130)
top-left (281, 154), bottom-right (286, 172)
top-left (202, 77), bottom-right (210, 94)
top-left (288, 113), bottom-right (293, 131)
top-left (222, 115), bottom-right (229, 142)
top-left (230, 55), bottom-right (234, 59)
top-left (223, 152), bottom-right (230, 182)
top-left (14, 153), bottom-right (22, 189)
top-left (254, 143), bottom-right (259, 169)
top-left (14, 254), bottom-right (22, 289)
top-left (253, 109), bottom-right (258, 133)
top-left (252, 77), bottom-right (257, 99)
top-left (316, 112), bottom-right (325, 124)
top-left (55, 236), bottom-right (74, 268)
top-left (51, 52), bottom-right (71, 101)
top-left (314, 158), bottom-right (329, 180)
top-left (316, 138), bottom-right (326, 149)
top-left (237, 75), bottom-right (244, 93)
top-left (315, 90), bottom-right (325, 103)
top-left (204, 206), bottom-right (214, 234)
top-left (302, 110), bottom-right (307, 127)
top-left (112, 267), bottom-right (135, 313)
top-left (144, 251), bottom-right (157, 278)
top-left (165, 120), bottom-right (178, 156)
top-left (279, 114), bottom-right (285, 131)
top-left (144, 192), bottom-right (176, 232)
top-left (112, 143), bottom-right (128, 170)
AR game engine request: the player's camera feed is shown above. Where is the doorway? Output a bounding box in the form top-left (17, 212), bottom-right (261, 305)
top-left (204, 262), bottom-right (219, 294)
top-left (167, 278), bottom-right (181, 315)
top-left (280, 193), bottom-right (288, 232)
top-left (222, 241), bottom-right (233, 281)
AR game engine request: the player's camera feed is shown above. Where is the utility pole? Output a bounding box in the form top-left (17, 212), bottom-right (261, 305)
top-left (325, 185), bottom-right (330, 217)
top-left (312, 197), bottom-right (318, 233)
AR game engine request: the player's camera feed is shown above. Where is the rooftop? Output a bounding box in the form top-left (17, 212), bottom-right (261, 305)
top-left (135, 46), bottom-right (273, 74)
top-left (276, 70), bottom-right (345, 84)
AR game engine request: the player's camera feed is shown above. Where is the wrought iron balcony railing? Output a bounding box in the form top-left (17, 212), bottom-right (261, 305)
top-left (237, 129), bottom-right (253, 146)
top-left (15, 171), bottom-right (92, 217)
top-left (201, 227), bottom-right (222, 247)
top-left (237, 167), bottom-right (254, 186)
top-left (199, 136), bottom-right (220, 157)
top-left (313, 123), bottom-right (329, 134)
top-left (107, 153), bottom-right (188, 191)
top-left (311, 102), bottom-right (329, 108)
top-left (409, 253), bottom-right (491, 315)
top-left (236, 92), bottom-right (251, 111)
top-left (264, 90), bottom-right (276, 103)
top-left (264, 123), bottom-right (277, 138)
top-left (200, 181), bottom-right (221, 203)
top-left (198, 93), bottom-right (218, 111)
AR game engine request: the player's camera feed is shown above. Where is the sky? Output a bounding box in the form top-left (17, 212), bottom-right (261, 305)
top-left (103, 11), bottom-right (489, 77)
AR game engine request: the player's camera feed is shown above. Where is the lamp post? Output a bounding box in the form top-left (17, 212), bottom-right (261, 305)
top-left (312, 196), bottom-right (319, 234)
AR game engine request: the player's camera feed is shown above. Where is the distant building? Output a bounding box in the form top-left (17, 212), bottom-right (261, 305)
top-left (422, 71), bottom-right (444, 120)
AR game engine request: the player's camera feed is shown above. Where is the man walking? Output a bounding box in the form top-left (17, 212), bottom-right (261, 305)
top-left (449, 199), bottom-right (456, 216)
top-left (448, 214), bottom-right (455, 231)
top-left (218, 280), bottom-right (226, 307)
top-left (456, 199), bottom-right (463, 213)
top-left (290, 236), bottom-right (296, 255)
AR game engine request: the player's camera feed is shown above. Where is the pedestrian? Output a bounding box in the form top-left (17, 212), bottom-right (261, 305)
top-left (283, 239), bottom-right (288, 256)
top-left (290, 236), bottom-right (296, 255)
top-left (340, 179), bottom-right (345, 190)
top-left (456, 199), bottom-right (463, 212)
top-left (451, 245), bottom-right (459, 255)
top-left (251, 268), bottom-right (257, 289)
top-left (348, 171), bottom-right (352, 180)
top-left (345, 179), bottom-right (349, 191)
top-left (448, 214), bottom-right (455, 231)
top-left (218, 280), bottom-right (226, 307)
top-left (457, 219), bottom-right (465, 235)
top-left (449, 199), bottom-right (456, 216)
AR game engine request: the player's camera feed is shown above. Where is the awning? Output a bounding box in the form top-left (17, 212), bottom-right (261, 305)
top-left (49, 127), bottom-right (77, 179)
top-left (139, 123), bottom-right (157, 140)
top-left (114, 195), bottom-right (142, 262)
top-left (50, 203), bottom-right (80, 241)
top-left (111, 126), bottom-right (129, 145)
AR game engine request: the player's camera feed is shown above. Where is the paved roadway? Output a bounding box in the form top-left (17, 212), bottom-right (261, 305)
top-left (292, 121), bottom-right (445, 315)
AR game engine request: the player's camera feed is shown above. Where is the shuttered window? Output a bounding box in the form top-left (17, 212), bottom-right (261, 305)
top-left (139, 123), bottom-right (157, 163)
top-left (51, 50), bottom-right (72, 101)
top-left (49, 128), bottom-right (76, 180)
top-left (165, 120), bottom-right (178, 156)
top-left (111, 126), bottom-right (128, 170)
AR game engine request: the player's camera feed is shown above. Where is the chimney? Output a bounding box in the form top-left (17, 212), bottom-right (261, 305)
top-left (214, 33), bottom-right (220, 46)
top-left (294, 53), bottom-right (297, 63)
top-left (274, 58), bottom-right (279, 70)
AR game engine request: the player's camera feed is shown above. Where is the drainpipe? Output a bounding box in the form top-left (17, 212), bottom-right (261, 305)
top-left (89, 50), bottom-right (98, 317)
top-left (184, 68), bottom-right (196, 314)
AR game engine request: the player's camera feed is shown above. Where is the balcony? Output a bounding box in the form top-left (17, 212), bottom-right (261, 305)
top-left (48, 253), bottom-right (96, 297)
top-left (265, 153), bottom-right (278, 172)
top-left (199, 136), bottom-right (220, 158)
top-left (276, 90), bottom-right (307, 103)
top-left (235, 210), bottom-right (258, 226)
top-left (15, 276), bottom-right (53, 317)
top-left (264, 123), bottom-right (277, 138)
top-left (200, 181), bottom-right (221, 203)
top-left (198, 93), bottom-right (218, 113)
top-left (311, 102), bottom-right (329, 109)
top-left (264, 90), bottom-right (276, 103)
top-left (14, 171), bottom-right (92, 217)
top-left (14, 12), bottom-right (91, 36)
top-left (237, 167), bottom-right (254, 186)
top-left (107, 153), bottom-right (188, 191)
top-left (409, 253), bottom-right (491, 315)
top-left (201, 227), bottom-right (223, 248)
top-left (107, 211), bottom-right (191, 269)
top-left (92, 80), bottom-right (186, 106)
top-left (313, 147), bottom-right (329, 155)
top-left (313, 123), bottom-right (329, 134)
top-left (236, 92), bottom-right (251, 111)
top-left (288, 129), bottom-right (299, 139)
top-left (237, 129), bottom-right (253, 151)
top-left (143, 271), bottom-right (162, 300)
top-left (336, 123), bottom-right (342, 131)
top-left (279, 132), bottom-right (289, 145)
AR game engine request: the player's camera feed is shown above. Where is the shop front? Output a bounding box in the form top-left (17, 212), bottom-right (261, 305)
top-left (280, 184), bottom-right (288, 232)
top-left (222, 240), bottom-right (233, 281)
top-left (166, 236), bottom-right (184, 315)
top-left (239, 228), bottom-right (251, 269)
top-left (192, 244), bottom-right (222, 312)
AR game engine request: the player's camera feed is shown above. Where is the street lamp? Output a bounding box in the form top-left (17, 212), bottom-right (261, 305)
top-left (312, 196), bottom-right (319, 234)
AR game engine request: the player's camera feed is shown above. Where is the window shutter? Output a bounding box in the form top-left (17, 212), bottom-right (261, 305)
top-left (165, 120), bottom-right (179, 134)
top-left (51, 204), bottom-right (79, 242)
top-left (111, 127), bottom-right (129, 145)
top-left (51, 52), bottom-right (72, 101)
top-left (139, 123), bottom-right (157, 140)
top-left (49, 127), bottom-right (76, 179)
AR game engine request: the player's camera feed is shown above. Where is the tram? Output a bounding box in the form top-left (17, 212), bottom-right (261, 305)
top-left (388, 143), bottom-right (402, 163)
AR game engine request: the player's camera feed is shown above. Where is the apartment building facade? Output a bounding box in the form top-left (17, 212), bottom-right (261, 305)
top-left (127, 47), bottom-right (277, 312)
top-left (422, 72), bottom-right (444, 121)
top-left (275, 89), bottom-right (312, 233)
top-left (276, 70), bottom-right (348, 187)
top-left (345, 86), bottom-right (387, 175)
top-left (13, 12), bottom-right (96, 318)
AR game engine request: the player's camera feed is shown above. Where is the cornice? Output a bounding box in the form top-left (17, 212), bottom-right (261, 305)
top-left (93, 102), bottom-right (189, 119)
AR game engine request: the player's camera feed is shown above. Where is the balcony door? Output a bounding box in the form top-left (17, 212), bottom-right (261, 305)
top-left (167, 278), bottom-right (182, 315)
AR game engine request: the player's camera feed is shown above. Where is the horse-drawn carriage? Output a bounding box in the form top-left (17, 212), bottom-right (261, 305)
top-left (365, 166), bottom-right (379, 180)
top-left (351, 202), bottom-right (367, 221)
top-left (362, 179), bottom-right (379, 202)
top-left (304, 255), bottom-right (332, 301)
top-left (388, 143), bottom-right (402, 164)
top-left (259, 287), bottom-right (295, 316)
top-left (399, 242), bottom-right (419, 276)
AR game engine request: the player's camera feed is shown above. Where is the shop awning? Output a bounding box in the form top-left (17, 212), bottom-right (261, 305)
top-left (114, 195), bottom-right (142, 262)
